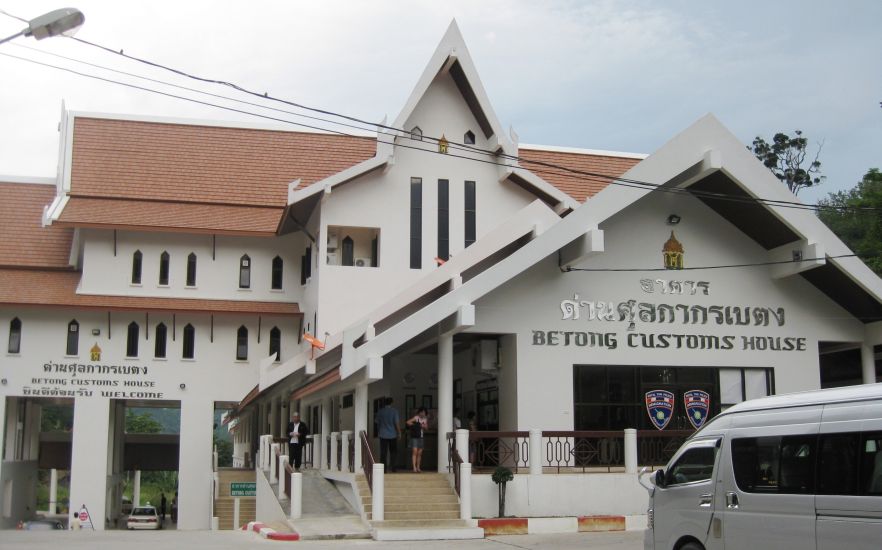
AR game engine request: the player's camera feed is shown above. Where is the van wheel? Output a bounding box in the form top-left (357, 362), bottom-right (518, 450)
top-left (680, 543), bottom-right (704, 550)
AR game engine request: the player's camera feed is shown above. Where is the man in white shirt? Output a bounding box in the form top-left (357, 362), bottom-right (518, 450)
top-left (286, 412), bottom-right (309, 470)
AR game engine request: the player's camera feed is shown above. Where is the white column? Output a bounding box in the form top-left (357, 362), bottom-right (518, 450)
top-left (270, 443), bottom-right (280, 483)
top-left (290, 472), bottom-right (302, 519)
top-left (861, 343), bottom-right (877, 384)
top-left (354, 384), bottom-right (368, 471)
top-left (371, 464), bottom-right (384, 522)
top-left (529, 429), bottom-right (543, 476)
top-left (341, 430), bottom-right (352, 472)
top-left (177, 398), bottom-right (214, 530)
top-left (278, 455), bottom-right (289, 500)
top-left (48, 468), bottom-right (58, 513)
top-left (311, 434), bottom-right (321, 470)
top-left (133, 470), bottom-right (141, 507)
top-left (459, 463), bottom-right (472, 520)
top-left (624, 428), bottom-right (638, 474)
top-left (320, 400), bottom-right (331, 470)
top-left (233, 498), bottom-right (240, 531)
top-left (455, 429), bottom-right (469, 462)
top-left (268, 399), bottom-right (276, 438)
top-left (330, 432), bottom-right (340, 471)
top-left (437, 333), bottom-right (454, 472)
top-left (68, 397), bottom-right (110, 530)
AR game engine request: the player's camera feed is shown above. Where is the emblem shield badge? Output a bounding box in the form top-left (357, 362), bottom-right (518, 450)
top-left (684, 390), bottom-right (711, 429)
top-left (645, 390), bottom-right (675, 430)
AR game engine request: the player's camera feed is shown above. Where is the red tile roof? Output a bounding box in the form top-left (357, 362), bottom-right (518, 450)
top-left (517, 148), bottom-right (642, 204)
top-left (0, 181), bottom-right (74, 269)
top-left (0, 269), bottom-right (301, 315)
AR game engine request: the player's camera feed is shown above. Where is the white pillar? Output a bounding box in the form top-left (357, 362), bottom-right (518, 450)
top-left (437, 333), bottom-right (454, 472)
top-left (371, 464), bottom-right (385, 522)
top-left (48, 468), bottom-right (58, 514)
top-left (233, 498), bottom-right (240, 531)
top-left (354, 384), bottom-right (368, 471)
top-left (529, 429), bottom-right (543, 476)
top-left (861, 343), bottom-right (877, 384)
top-left (133, 470), bottom-right (141, 507)
top-left (278, 455), bottom-right (289, 500)
top-left (330, 432), bottom-right (340, 471)
top-left (290, 472), bottom-right (302, 519)
top-left (460, 463), bottom-right (472, 520)
top-left (320, 401), bottom-right (331, 470)
top-left (624, 428), bottom-right (638, 474)
top-left (177, 398), bottom-right (214, 530)
top-left (68, 397), bottom-right (110, 530)
top-left (268, 399), bottom-right (276, 438)
top-left (455, 429), bottom-right (469, 463)
top-left (341, 430), bottom-right (352, 472)
top-left (270, 443), bottom-right (280, 483)
top-left (311, 434), bottom-right (321, 470)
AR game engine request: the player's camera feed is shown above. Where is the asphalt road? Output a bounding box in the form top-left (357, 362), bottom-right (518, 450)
top-left (0, 529), bottom-right (645, 549)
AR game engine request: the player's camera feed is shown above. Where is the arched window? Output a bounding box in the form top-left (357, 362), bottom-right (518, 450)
top-left (271, 256), bottom-right (283, 290)
top-left (269, 327), bottom-right (281, 361)
top-left (66, 319), bottom-right (79, 356)
top-left (236, 326), bottom-right (248, 360)
top-left (342, 236), bottom-right (354, 267)
top-left (183, 324), bottom-right (195, 359)
top-left (186, 253), bottom-right (197, 287)
top-left (131, 250), bottom-right (143, 284)
top-left (154, 323), bottom-right (167, 359)
top-left (158, 251), bottom-right (170, 285)
top-left (239, 255), bottom-right (251, 289)
top-left (8, 317), bottom-right (21, 354)
top-left (126, 322), bottom-right (140, 357)
top-left (411, 126), bottom-right (423, 141)
top-left (464, 130), bottom-right (475, 145)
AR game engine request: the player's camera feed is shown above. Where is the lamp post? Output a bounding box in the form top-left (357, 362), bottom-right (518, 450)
top-left (0, 7), bottom-right (85, 46)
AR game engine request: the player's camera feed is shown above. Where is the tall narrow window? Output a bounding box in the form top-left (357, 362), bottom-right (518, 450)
top-left (131, 250), bottom-right (143, 284)
top-left (154, 323), bottom-right (167, 358)
top-left (236, 326), bottom-right (248, 360)
top-left (66, 320), bottom-right (79, 356)
top-left (464, 180), bottom-right (476, 248)
top-left (271, 256), bottom-right (283, 289)
top-left (370, 237), bottom-right (378, 267)
top-left (126, 322), bottom-right (140, 357)
top-left (186, 253), bottom-right (197, 287)
top-left (300, 248), bottom-right (311, 285)
top-left (8, 317), bottom-right (21, 354)
top-left (239, 255), bottom-right (251, 289)
top-left (182, 324), bottom-right (195, 359)
top-left (464, 130), bottom-right (475, 145)
top-left (158, 251), bottom-right (170, 285)
top-left (269, 327), bottom-right (281, 361)
top-left (410, 177), bottom-right (422, 269)
top-left (342, 236), bottom-right (354, 267)
top-left (437, 179), bottom-right (449, 261)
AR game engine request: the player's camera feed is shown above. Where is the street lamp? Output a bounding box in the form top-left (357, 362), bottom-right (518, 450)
top-left (0, 7), bottom-right (85, 45)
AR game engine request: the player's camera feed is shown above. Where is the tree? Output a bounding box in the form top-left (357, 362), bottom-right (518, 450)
top-left (125, 409), bottom-right (162, 433)
top-left (750, 130), bottom-right (824, 195)
top-left (491, 466), bottom-right (514, 517)
top-left (818, 168), bottom-right (882, 276)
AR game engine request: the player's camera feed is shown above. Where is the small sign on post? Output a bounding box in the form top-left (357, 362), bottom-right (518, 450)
top-left (230, 482), bottom-right (256, 497)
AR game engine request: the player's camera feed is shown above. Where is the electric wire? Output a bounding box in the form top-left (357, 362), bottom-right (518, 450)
top-left (562, 254), bottom-right (861, 273)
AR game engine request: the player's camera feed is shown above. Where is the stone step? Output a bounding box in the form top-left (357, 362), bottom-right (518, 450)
top-left (370, 519), bottom-right (474, 529)
top-left (364, 502), bottom-right (459, 514)
top-left (361, 494), bottom-right (459, 504)
top-left (378, 510), bottom-right (461, 521)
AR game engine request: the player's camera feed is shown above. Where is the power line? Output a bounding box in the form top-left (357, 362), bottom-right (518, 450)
top-left (563, 254), bottom-right (861, 273)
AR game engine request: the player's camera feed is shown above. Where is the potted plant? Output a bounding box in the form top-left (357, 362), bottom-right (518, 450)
top-left (491, 466), bottom-right (514, 517)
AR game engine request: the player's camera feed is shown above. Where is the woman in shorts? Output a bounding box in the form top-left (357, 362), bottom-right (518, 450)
top-left (406, 407), bottom-right (429, 472)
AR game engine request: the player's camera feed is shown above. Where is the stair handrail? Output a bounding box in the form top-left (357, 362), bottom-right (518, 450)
top-left (451, 448), bottom-right (464, 496)
top-left (283, 461), bottom-right (293, 499)
top-left (360, 430), bottom-right (375, 491)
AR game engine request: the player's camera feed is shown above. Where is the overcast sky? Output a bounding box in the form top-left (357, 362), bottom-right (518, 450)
top-left (0, 0), bottom-right (879, 204)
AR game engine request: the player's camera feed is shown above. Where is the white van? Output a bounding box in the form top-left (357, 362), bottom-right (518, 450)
top-left (643, 383), bottom-right (882, 550)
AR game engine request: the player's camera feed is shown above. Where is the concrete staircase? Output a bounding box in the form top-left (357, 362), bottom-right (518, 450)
top-left (214, 468), bottom-right (256, 530)
top-left (357, 472), bottom-right (483, 540)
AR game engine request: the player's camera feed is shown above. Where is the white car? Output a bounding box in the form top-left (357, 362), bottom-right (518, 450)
top-left (126, 506), bottom-right (161, 530)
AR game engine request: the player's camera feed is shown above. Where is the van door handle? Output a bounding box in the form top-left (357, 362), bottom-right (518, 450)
top-left (699, 493), bottom-right (713, 507)
top-left (725, 491), bottom-right (739, 509)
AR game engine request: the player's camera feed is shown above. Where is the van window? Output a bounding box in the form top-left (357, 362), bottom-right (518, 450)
top-left (667, 444), bottom-right (717, 485)
top-left (818, 431), bottom-right (882, 496)
top-left (732, 436), bottom-right (815, 494)
top-left (864, 433), bottom-right (882, 495)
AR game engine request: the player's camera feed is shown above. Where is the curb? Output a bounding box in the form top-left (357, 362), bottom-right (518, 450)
top-left (243, 521), bottom-right (301, 541)
top-left (478, 515), bottom-right (627, 536)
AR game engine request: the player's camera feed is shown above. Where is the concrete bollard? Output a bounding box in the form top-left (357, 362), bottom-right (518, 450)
top-left (211, 516), bottom-right (219, 530)
top-left (624, 428), bottom-right (637, 474)
top-left (341, 430), bottom-right (352, 472)
top-left (372, 464), bottom-right (385, 522)
top-left (330, 432), bottom-right (339, 471)
top-left (455, 429), bottom-right (469, 463)
top-left (529, 428), bottom-right (543, 475)
top-left (270, 443), bottom-right (280, 483)
top-left (290, 472), bottom-right (302, 519)
top-left (460, 462), bottom-right (472, 520)
top-left (233, 497), bottom-right (240, 530)
top-left (279, 455), bottom-right (289, 500)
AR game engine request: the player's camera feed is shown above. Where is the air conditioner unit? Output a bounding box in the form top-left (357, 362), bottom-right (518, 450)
top-left (474, 339), bottom-right (499, 373)
top-left (326, 252), bottom-right (337, 265)
top-left (354, 257), bottom-right (371, 267)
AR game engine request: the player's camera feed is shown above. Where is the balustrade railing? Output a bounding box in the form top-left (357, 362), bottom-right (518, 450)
top-left (451, 448), bottom-right (463, 496)
top-left (360, 430), bottom-right (375, 491)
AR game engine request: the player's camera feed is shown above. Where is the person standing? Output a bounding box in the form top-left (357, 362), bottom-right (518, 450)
top-left (160, 493), bottom-right (167, 522)
top-left (375, 397), bottom-right (400, 472)
top-left (286, 411), bottom-right (309, 470)
top-left (406, 407), bottom-right (429, 473)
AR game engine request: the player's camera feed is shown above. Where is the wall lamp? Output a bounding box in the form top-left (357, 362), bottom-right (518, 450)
top-left (666, 214), bottom-right (681, 225)
top-left (179, 383), bottom-right (186, 390)
top-left (1, 378), bottom-right (6, 385)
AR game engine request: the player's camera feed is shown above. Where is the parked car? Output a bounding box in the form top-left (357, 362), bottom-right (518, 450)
top-left (24, 519), bottom-right (64, 530)
top-left (126, 505), bottom-right (161, 530)
top-left (642, 383), bottom-right (882, 550)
